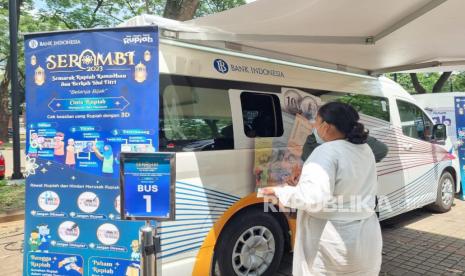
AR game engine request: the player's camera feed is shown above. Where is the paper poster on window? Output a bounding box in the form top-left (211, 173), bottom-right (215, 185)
top-left (254, 88), bottom-right (321, 188)
top-left (24, 27), bottom-right (159, 275)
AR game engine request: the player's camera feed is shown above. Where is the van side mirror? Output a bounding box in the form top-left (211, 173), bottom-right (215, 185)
top-left (432, 124), bottom-right (447, 145)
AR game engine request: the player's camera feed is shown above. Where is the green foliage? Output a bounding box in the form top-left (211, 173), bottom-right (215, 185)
top-left (40, 0), bottom-right (166, 29)
top-left (451, 72), bottom-right (465, 91)
top-left (337, 94), bottom-right (390, 122)
top-left (385, 72), bottom-right (465, 94)
top-left (164, 118), bottom-right (231, 140)
top-left (196, 0), bottom-right (246, 17)
top-left (38, 0), bottom-right (245, 29)
top-left (0, 1), bottom-right (66, 105)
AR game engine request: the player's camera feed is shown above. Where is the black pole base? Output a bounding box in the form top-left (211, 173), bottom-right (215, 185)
top-left (11, 172), bottom-right (24, 180)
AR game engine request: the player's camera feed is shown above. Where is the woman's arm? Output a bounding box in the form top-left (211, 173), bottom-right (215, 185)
top-left (264, 145), bottom-right (336, 212)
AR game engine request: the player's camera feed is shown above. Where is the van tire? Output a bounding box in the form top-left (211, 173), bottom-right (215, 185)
top-left (215, 210), bottom-right (284, 276)
top-left (427, 171), bottom-right (455, 213)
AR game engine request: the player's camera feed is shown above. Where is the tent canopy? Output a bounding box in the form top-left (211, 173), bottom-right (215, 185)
top-left (122, 0), bottom-right (465, 76)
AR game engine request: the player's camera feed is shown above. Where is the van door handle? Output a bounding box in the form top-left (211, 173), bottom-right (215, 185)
top-left (403, 144), bottom-right (413, 151)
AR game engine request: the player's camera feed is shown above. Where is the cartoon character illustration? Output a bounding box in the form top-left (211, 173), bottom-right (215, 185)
top-left (28, 230), bottom-right (41, 251)
top-left (130, 240), bottom-right (141, 261)
top-left (54, 132), bottom-right (65, 163)
top-left (28, 132), bottom-right (40, 157)
top-left (92, 139), bottom-right (114, 175)
top-left (65, 138), bottom-right (76, 168)
top-left (37, 224), bottom-right (51, 252)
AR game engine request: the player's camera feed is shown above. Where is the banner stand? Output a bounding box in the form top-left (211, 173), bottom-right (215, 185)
top-left (23, 27), bottom-right (160, 276)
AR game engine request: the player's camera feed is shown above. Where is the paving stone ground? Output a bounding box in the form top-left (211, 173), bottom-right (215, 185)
top-left (0, 220), bottom-right (23, 276)
top-left (277, 198), bottom-right (465, 276)
top-left (2, 199), bottom-right (465, 276)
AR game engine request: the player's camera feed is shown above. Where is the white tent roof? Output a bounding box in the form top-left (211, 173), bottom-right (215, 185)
top-left (121, 0), bottom-right (465, 75)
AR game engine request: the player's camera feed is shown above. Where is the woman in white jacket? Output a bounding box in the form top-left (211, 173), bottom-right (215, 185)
top-left (262, 102), bottom-right (382, 276)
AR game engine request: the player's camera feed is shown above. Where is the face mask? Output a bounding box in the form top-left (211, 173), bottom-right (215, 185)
top-left (313, 125), bottom-right (325, 144)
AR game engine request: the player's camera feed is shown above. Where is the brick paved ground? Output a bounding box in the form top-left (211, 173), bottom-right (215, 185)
top-left (379, 199), bottom-right (465, 276)
top-left (2, 199), bottom-right (465, 276)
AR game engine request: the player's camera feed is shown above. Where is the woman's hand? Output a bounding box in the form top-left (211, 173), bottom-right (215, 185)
top-left (260, 187), bottom-right (276, 197)
top-left (258, 186), bottom-right (289, 211)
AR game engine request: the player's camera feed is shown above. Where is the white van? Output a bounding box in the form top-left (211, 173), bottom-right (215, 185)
top-left (147, 38), bottom-right (461, 275)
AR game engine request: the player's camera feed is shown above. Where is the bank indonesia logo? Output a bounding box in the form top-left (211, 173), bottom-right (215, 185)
top-left (29, 39), bottom-right (38, 49)
top-left (214, 59), bottom-right (229, 74)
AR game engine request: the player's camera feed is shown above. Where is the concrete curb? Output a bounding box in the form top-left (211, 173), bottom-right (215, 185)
top-left (0, 210), bottom-right (24, 223)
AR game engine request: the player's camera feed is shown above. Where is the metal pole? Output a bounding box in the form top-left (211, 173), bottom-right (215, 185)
top-left (140, 221), bottom-right (156, 276)
top-left (8, 0), bottom-right (23, 179)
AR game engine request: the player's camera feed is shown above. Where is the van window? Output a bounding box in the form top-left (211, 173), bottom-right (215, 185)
top-left (397, 100), bottom-right (432, 141)
top-left (160, 85), bottom-right (234, 151)
top-left (321, 93), bottom-right (390, 122)
top-left (240, 92), bottom-right (284, 138)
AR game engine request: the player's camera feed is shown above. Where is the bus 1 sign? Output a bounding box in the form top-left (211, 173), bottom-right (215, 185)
top-left (120, 152), bottom-right (176, 221)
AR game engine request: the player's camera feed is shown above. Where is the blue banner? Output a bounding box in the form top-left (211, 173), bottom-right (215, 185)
top-left (454, 96), bottom-right (465, 199)
top-left (24, 27), bottom-right (159, 275)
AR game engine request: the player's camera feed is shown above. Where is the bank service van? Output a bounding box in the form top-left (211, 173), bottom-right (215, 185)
top-left (139, 36), bottom-right (461, 276)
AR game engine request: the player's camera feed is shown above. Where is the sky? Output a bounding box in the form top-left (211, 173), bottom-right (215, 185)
top-left (33, 0), bottom-right (46, 10)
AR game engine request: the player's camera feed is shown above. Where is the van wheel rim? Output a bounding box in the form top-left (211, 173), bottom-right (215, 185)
top-left (441, 178), bottom-right (453, 206)
top-left (232, 226), bottom-right (275, 276)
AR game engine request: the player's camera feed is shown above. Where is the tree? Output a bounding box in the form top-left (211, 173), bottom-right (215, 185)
top-left (40, 0), bottom-right (161, 29)
top-left (386, 72), bottom-right (462, 94)
top-left (163, 0), bottom-right (245, 21)
top-left (0, 0), bottom-right (73, 141)
top-left (163, 0), bottom-right (200, 21)
top-left (409, 72), bottom-right (452, 94)
top-left (0, 0), bottom-right (24, 142)
top-left (196, 0), bottom-right (245, 17)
